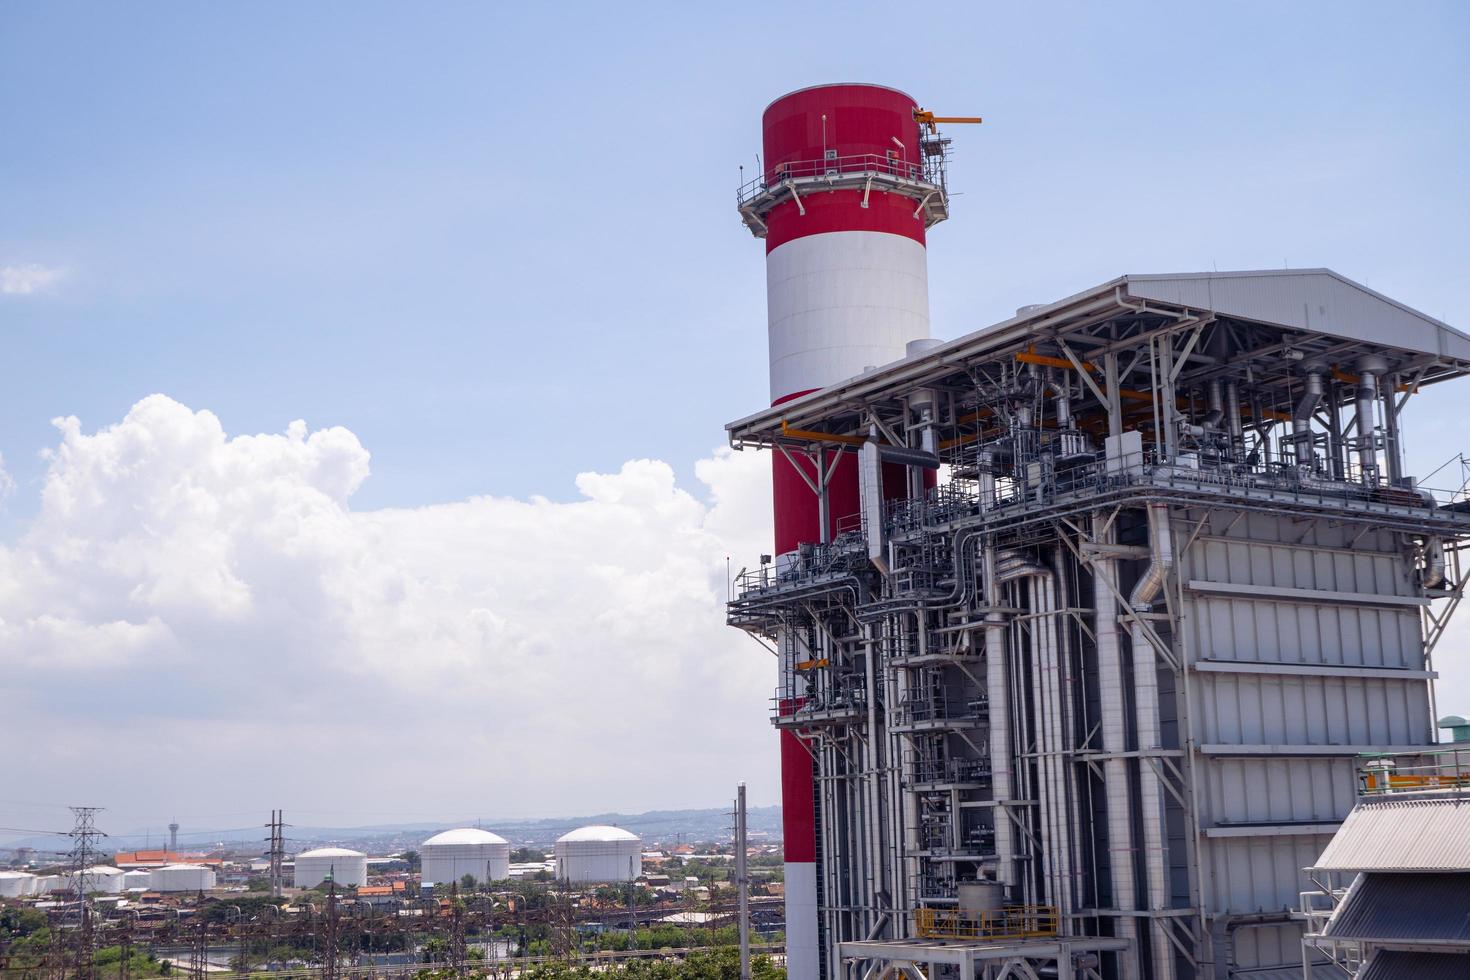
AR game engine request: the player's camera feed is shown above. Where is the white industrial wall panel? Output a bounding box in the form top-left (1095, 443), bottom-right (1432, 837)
top-left (1186, 535), bottom-right (1413, 599)
top-left (1190, 595), bottom-right (1421, 669)
top-left (1200, 757), bottom-right (1357, 825)
top-left (1193, 673), bottom-right (1429, 746)
top-left (1202, 834), bottom-right (1335, 913)
top-left (1232, 921), bottom-right (1308, 971)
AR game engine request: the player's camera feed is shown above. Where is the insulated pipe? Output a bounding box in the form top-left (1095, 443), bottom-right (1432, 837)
top-left (1291, 366), bottom-right (1325, 467)
top-left (1201, 379), bottom-right (1224, 429)
top-left (1355, 355), bottom-right (1388, 481)
top-left (983, 546), bottom-right (1016, 890)
top-left (1424, 537), bottom-right (1447, 589)
top-left (1091, 529), bottom-right (1140, 980)
top-left (1225, 381), bottom-right (1243, 446)
top-left (1129, 503), bottom-right (1175, 980)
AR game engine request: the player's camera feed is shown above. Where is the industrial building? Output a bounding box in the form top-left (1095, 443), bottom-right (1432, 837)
top-left (727, 83), bottom-right (1470, 980)
top-left (149, 863), bottom-right (217, 892)
top-left (1300, 747), bottom-right (1470, 977)
top-left (420, 828), bottom-right (511, 887)
top-left (554, 826), bottom-right (642, 884)
top-left (293, 847), bottom-right (367, 889)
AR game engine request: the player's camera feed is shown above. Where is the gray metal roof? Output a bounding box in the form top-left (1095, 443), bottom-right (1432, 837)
top-left (1359, 950), bottom-right (1470, 980)
top-left (1324, 872), bottom-right (1470, 943)
top-left (1230, 965), bottom-right (1340, 980)
top-left (1126, 270), bottom-right (1470, 361)
top-left (1310, 797), bottom-right (1470, 872)
top-left (728, 268), bottom-right (1470, 441)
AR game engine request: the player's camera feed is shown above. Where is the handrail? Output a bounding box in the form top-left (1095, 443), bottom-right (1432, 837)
top-left (914, 905), bottom-right (1059, 941)
top-left (737, 152), bottom-right (944, 208)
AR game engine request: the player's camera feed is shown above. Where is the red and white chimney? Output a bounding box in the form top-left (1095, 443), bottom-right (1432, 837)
top-left (738, 82), bottom-right (949, 980)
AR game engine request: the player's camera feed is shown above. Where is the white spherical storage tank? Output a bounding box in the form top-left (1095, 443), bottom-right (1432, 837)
top-left (293, 848), bottom-right (367, 889)
top-left (420, 829), bottom-right (510, 887)
top-left (150, 864), bottom-right (217, 892)
top-left (553, 826), bottom-right (641, 884)
top-left (0, 871), bottom-right (36, 898)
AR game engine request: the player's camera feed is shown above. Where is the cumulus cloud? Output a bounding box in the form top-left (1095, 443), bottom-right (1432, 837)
top-left (0, 396), bottom-right (776, 826)
top-left (0, 263), bottom-right (64, 295)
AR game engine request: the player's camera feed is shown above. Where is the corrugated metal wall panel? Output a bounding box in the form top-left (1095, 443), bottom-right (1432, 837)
top-left (1313, 798), bottom-right (1470, 871)
top-left (1194, 673), bottom-right (1429, 746)
top-left (1201, 757), bottom-right (1357, 825)
top-left (1231, 921), bottom-right (1307, 970)
top-left (1190, 595), bottom-right (1420, 669)
top-left (1203, 834), bottom-right (1335, 912)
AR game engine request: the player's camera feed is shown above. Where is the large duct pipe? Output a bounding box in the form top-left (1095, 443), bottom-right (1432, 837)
top-left (1129, 503), bottom-right (1175, 980)
top-left (1355, 355), bottom-right (1388, 481)
top-left (1292, 365), bottom-right (1325, 469)
top-left (1093, 527), bottom-right (1140, 980)
top-left (1225, 381), bottom-right (1243, 446)
top-left (1201, 379), bottom-right (1224, 429)
top-left (1424, 537), bottom-right (1447, 590)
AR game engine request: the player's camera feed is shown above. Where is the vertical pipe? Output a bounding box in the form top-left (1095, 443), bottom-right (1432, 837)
top-left (983, 546), bottom-right (1015, 889)
top-left (1130, 503), bottom-right (1176, 980)
top-left (1093, 522), bottom-right (1140, 979)
top-left (1225, 382), bottom-right (1243, 448)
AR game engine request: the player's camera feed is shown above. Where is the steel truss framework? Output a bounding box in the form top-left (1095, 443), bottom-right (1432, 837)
top-left (726, 276), bottom-right (1470, 980)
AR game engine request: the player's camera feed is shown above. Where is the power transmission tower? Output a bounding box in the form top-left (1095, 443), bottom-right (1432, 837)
top-left (265, 811), bottom-right (287, 898)
top-left (448, 883), bottom-right (467, 978)
top-left (67, 806), bottom-right (106, 980)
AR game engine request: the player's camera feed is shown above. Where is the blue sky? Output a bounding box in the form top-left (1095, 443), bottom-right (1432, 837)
top-left (5, 1), bottom-right (1467, 518)
top-left (2, 1), bottom-right (1469, 833)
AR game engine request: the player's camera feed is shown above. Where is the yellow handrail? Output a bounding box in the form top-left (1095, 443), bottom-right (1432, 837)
top-left (914, 905), bottom-right (1059, 941)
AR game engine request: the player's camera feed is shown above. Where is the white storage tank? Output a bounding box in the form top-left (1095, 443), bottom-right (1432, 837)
top-left (293, 847), bottom-right (367, 889)
top-left (58, 866), bottom-right (126, 894)
top-left (122, 870), bottom-right (152, 891)
top-left (151, 864), bottom-right (216, 892)
top-left (0, 871), bottom-right (36, 897)
top-left (554, 826), bottom-right (642, 884)
top-left (420, 829), bottom-right (510, 888)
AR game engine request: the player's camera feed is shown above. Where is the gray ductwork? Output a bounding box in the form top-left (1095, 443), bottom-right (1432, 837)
top-left (1201, 379), bottom-right (1225, 429)
top-left (1424, 537), bottom-right (1447, 589)
top-left (1292, 364), bottom-right (1326, 469)
top-left (983, 547), bottom-right (1015, 889)
top-left (1356, 355), bottom-right (1389, 481)
top-left (1129, 502), bottom-right (1176, 980)
top-left (1225, 381), bottom-right (1244, 446)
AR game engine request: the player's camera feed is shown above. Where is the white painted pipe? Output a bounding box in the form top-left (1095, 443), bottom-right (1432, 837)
top-left (1092, 531), bottom-right (1140, 980)
top-left (1130, 503), bottom-right (1175, 980)
top-left (983, 546), bottom-right (1015, 889)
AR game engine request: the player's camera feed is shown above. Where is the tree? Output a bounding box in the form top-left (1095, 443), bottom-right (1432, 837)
top-left (402, 849), bottom-right (422, 871)
top-left (510, 847), bottom-right (545, 863)
top-left (460, 873), bottom-right (478, 893)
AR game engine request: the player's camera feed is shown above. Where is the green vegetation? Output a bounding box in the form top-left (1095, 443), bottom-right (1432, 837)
top-left (510, 847), bottom-right (545, 863)
top-left (412, 947), bottom-right (784, 980)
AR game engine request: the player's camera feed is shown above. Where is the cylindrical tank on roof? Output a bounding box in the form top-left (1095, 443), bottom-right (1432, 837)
top-left (122, 870), bottom-right (152, 891)
top-left (0, 871), bottom-right (36, 898)
top-left (150, 864), bottom-right (216, 892)
top-left (553, 826), bottom-right (641, 884)
top-left (420, 829), bottom-right (510, 888)
top-left (293, 847), bottom-right (367, 889)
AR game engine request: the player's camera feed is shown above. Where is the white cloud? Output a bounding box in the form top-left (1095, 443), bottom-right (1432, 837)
top-left (0, 263), bottom-right (64, 295)
top-left (0, 395), bottom-right (777, 827)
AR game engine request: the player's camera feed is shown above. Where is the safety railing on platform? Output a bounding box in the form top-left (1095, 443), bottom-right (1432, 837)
top-left (737, 152), bottom-right (943, 207)
top-left (913, 905), bottom-right (1059, 941)
top-left (1358, 747), bottom-right (1470, 797)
